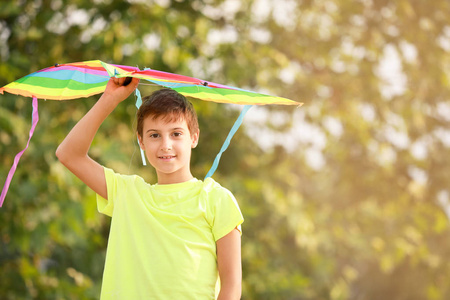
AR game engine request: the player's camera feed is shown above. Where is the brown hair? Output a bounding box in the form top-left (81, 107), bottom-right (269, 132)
top-left (136, 88), bottom-right (199, 138)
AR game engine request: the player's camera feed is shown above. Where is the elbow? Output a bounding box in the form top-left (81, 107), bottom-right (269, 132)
top-left (55, 145), bottom-right (68, 165)
top-left (55, 146), bottom-right (61, 160)
top-left (55, 145), bottom-right (62, 160)
top-left (55, 146), bottom-right (61, 161)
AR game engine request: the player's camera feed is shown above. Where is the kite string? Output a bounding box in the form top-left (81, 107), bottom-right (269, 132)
top-left (205, 105), bottom-right (252, 179)
top-left (0, 97), bottom-right (39, 207)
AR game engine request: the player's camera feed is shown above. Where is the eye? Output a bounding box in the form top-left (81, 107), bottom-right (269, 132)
top-left (149, 133), bottom-right (160, 139)
top-left (173, 132), bottom-right (182, 137)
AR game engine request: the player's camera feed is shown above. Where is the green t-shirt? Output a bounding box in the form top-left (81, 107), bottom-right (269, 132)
top-left (96, 167), bottom-right (244, 299)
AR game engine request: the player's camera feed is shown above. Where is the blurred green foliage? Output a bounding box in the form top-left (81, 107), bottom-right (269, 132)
top-left (1, 0), bottom-right (450, 299)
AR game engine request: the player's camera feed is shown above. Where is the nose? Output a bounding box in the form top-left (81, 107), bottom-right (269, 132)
top-left (161, 136), bottom-right (172, 151)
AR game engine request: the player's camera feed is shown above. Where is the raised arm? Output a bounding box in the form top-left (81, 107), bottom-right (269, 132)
top-left (216, 228), bottom-right (242, 300)
top-left (56, 77), bottom-right (139, 199)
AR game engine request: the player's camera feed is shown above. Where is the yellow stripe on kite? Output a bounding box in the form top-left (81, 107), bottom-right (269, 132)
top-left (2, 84), bottom-right (105, 100)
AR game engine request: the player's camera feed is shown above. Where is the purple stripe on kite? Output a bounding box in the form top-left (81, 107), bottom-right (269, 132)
top-left (34, 66), bottom-right (109, 77)
top-left (29, 69), bottom-right (109, 83)
top-left (137, 69), bottom-right (203, 84)
top-left (0, 97), bottom-right (39, 207)
top-left (202, 81), bottom-right (257, 93)
top-left (110, 64), bottom-right (140, 72)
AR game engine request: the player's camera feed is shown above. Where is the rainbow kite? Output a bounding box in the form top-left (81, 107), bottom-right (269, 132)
top-left (0, 60), bottom-right (301, 206)
top-left (1, 60), bottom-right (299, 105)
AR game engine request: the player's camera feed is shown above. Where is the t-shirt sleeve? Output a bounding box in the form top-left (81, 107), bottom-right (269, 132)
top-left (211, 185), bottom-right (244, 241)
top-left (96, 167), bottom-right (117, 217)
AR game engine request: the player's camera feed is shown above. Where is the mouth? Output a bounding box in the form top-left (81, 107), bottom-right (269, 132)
top-left (159, 155), bottom-right (176, 160)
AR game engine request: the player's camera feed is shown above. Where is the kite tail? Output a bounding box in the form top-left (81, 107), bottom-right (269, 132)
top-left (0, 97), bottom-right (39, 207)
top-left (135, 88), bottom-right (146, 166)
top-left (205, 105), bottom-right (252, 179)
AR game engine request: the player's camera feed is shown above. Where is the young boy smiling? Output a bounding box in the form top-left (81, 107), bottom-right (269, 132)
top-left (56, 77), bottom-right (244, 299)
top-left (137, 88), bottom-right (199, 185)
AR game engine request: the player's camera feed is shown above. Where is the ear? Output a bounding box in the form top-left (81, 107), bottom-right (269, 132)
top-left (191, 129), bottom-right (200, 148)
top-left (137, 134), bottom-right (145, 150)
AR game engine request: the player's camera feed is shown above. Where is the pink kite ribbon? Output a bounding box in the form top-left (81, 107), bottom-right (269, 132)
top-left (0, 97), bottom-right (39, 207)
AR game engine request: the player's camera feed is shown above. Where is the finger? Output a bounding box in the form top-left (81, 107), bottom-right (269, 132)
top-left (123, 77), bottom-right (133, 86)
top-left (131, 77), bottom-right (140, 87)
top-left (124, 78), bottom-right (140, 90)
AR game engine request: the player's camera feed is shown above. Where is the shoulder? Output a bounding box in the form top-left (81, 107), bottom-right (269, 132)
top-left (203, 177), bottom-right (233, 196)
top-left (203, 178), bottom-right (244, 240)
top-left (104, 167), bottom-right (150, 188)
top-left (202, 177), bottom-right (238, 208)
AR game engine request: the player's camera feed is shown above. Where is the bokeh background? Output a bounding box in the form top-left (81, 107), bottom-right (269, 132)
top-left (1, 0), bottom-right (450, 299)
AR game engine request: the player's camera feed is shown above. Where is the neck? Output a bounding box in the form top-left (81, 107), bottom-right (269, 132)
top-left (156, 171), bottom-right (194, 185)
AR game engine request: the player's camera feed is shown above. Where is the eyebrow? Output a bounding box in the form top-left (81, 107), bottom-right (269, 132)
top-left (145, 127), bottom-right (186, 134)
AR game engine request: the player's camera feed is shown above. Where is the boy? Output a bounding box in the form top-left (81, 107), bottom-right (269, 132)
top-left (56, 77), bottom-right (244, 299)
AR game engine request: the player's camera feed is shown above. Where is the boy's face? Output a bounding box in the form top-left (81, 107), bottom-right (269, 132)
top-left (138, 114), bottom-right (199, 184)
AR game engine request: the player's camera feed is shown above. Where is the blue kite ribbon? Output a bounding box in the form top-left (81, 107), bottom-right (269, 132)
top-left (135, 88), bottom-right (146, 166)
top-left (205, 105), bottom-right (252, 179)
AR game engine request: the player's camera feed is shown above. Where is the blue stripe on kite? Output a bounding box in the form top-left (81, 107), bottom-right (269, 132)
top-left (26, 70), bottom-right (109, 84)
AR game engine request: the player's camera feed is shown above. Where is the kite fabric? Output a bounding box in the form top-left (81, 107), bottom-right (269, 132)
top-left (0, 60), bottom-right (302, 206)
top-left (0, 60), bottom-right (300, 106)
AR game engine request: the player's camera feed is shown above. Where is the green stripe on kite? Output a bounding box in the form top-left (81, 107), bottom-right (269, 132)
top-left (11, 76), bottom-right (108, 91)
top-left (173, 86), bottom-right (298, 106)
